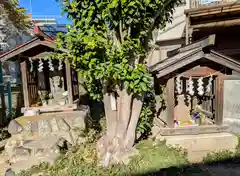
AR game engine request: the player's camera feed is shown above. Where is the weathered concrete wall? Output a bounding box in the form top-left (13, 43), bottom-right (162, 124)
top-left (157, 132), bottom-right (238, 163)
top-left (157, 3), bottom-right (188, 42)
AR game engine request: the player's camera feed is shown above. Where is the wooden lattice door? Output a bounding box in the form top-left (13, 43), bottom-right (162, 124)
top-left (71, 69), bottom-right (79, 101)
top-left (27, 61), bottom-right (38, 106)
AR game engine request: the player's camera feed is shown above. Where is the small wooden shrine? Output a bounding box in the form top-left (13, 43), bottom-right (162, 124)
top-left (0, 27), bottom-right (80, 113)
top-left (150, 34), bottom-right (240, 135)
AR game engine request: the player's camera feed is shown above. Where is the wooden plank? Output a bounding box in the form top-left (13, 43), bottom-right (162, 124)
top-left (191, 19), bottom-right (240, 29)
top-left (156, 52), bottom-right (204, 78)
top-left (166, 77), bottom-right (175, 128)
top-left (184, 1), bottom-right (240, 16)
top-left (214, 76), bottom-right (224, 125)
top-left (158, 124), bottom-right (229, 136)
top-left (65, 60), bottom-right (73, 104)
top-left (182, 66), bottom-right (216, 77)
top-left (179, 34), bottom-right (215, 53)
top-left (207, 51), bottom-right (240, 73)
top-left (21, 104), bottom-right (77, 113)
top-left (20, 60), bottom-right (30, 107)
top-left (185, 17), bottom-right (189, 45)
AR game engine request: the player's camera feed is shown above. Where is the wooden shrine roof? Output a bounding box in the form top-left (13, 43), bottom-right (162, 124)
top-left (184, 2), bottom-right (240, 29)
top-left (0, 26), bottom-right (67, 62)
top-left (149, 34), bottom-right (240, 78)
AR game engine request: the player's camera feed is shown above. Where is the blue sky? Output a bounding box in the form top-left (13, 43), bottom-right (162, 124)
top-left (19, 0), bottom-right (70, 24)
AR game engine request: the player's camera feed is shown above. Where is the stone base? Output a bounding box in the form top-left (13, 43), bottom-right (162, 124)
top-left (158, 133), bottom-right (238, 163)
top-left (3, 152), bottom-right (60, 175)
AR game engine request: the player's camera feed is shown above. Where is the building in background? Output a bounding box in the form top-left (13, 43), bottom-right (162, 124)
top-left (32, 18), bottom-right (57, 26)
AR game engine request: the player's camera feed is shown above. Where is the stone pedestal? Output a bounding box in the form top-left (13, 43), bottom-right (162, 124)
top-left (158, 133), bottom-right (238, 163)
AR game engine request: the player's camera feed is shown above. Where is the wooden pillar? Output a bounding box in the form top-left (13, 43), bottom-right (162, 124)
top-left (189, 28), bottom-right (193, 44)
top-left (214, 76), bottom-right (224, 125)
top-left (166, 77), bottom-right (175, 128)
top-left (20, 60), bottom-right (30, 107)
top-left (65, 60), bottom-right (73, 104)
top-left (185, 16), bottom-right (193, 45)
top-left (185, 17), bottom-right (189, 45)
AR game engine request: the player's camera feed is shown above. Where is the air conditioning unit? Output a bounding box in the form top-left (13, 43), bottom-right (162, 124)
top-left (0, 42), bottom-right (9, 52)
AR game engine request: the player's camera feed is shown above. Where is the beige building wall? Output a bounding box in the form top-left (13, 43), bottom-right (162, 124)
top-left (148, 1), bottom-right (190, 66)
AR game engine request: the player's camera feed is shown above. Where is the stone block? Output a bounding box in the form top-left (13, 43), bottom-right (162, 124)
top-left (10, 156), bottom-right (40, 174)
top-left (161, 133), bottom-right (238, 163)
top-left (4, 168), bottom-right (16, 176)
top-left (0, 152), bottom-right (9, 164)
top-left (11, 147), bottom-right (30, 163)
top-left (8, 120), bottom-right (23, 135)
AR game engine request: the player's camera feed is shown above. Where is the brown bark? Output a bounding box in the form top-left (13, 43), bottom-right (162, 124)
top-left (115, 88), bottom-right (132, 139)
top-left (103, 92), bottom-right (117, 140)
top-left (97, 86), bottom-right (143, 167)
top-left (124, 95), bottom-right (143, 148)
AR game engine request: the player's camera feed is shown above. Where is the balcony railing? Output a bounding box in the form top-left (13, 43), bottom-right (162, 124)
top-left (190, 0), bottom-right (234, 8)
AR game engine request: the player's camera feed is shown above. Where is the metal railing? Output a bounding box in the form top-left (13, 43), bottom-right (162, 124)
top-left (190, 0), bottom-right (235, 8)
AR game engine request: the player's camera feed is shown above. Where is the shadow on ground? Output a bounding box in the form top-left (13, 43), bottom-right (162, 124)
top-left (133, 156), bottom-right (240, 176)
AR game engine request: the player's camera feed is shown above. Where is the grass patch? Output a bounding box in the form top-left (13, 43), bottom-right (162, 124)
top-left (18, 135), bottom-right (240, 176)
top-left (18, 140), bottom-right (190, 176)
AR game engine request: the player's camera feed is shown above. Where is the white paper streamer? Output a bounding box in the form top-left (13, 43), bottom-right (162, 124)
top-left (197, 77), bottom-right (204, 96)
top-left (29, 58), bottom-right (33, 72)
top-left (38, 59), bottom-right (44, 72)
top-left (187, 77), bottom-right (194, 96)
top-left (58, 59), bottom-right (63, 71)
top-left (176, 75), bottom-right (182, 94)
top-left (206, 75), bottom-right (213, 93)
top-left (48, 59), bottom-right (54, 71)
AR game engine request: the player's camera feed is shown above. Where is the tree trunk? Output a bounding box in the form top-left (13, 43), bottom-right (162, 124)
top-left (97, 87), bottom-right (143, 166)
top-left (115, 88), bottom-right (132, 139)
top-left (125, 95), bottom-right (143, 148)
top-left (103, 92), bottom-right (117, 140)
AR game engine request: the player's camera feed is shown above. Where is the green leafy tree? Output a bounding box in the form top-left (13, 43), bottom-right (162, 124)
top-left (0, 0), bottom-right (31, 50)
top-left (56, 0), bottom-right (179, 166)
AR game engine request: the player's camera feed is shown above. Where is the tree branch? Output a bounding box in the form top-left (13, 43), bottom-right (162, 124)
top-left (119, 20), bottom-right (124, 43)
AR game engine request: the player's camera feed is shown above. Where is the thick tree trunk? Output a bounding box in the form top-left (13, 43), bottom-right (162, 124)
top-left (97, 87), bottom-right (143, 167)
top-left (115, 88), bottom-right (132, 139)
top-left (125, 95), bottom-right (143, 148)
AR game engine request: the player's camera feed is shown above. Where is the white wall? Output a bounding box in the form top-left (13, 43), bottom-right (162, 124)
top-left (148, 2), bottom-right (190, 66)
top-left (157, 1), bottom-right (189, 42)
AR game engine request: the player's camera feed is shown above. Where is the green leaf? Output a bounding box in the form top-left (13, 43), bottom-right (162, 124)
top-left (142, 77), bottom-right (149, 84)
top-left (140, 82), bottom-right (147, 92)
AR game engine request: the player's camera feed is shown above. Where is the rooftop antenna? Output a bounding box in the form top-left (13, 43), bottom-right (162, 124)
top-left (29, 0), bottom-right (32, 14)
